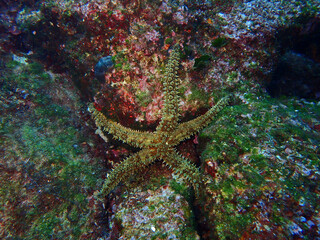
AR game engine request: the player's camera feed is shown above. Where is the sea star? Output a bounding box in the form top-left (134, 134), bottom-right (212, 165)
top-left (89, 45), bottom-right (230, 197)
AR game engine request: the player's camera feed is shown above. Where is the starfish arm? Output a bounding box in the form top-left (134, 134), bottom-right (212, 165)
top-left (163, 149), bottom-right (203, 196)
top-left (170, 95), bottom-right (231, 145)
top-left (89, 104), bottom-right (155, 148)
top-left (157, 45), bottom-right (181, 133)
top-left (99, 148), bottom-right (158, 197)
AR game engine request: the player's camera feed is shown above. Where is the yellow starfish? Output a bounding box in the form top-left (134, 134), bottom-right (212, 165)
top-left (89, 45), bottom-right (230, 197)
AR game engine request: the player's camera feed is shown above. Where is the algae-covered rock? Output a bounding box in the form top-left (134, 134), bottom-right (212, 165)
top-left (199, 94), bottom-right (320, 239)
top-left (109, 185), bottom-right (200, 239)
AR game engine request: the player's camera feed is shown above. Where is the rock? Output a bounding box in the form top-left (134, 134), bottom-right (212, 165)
top-left (268, 52), bottom-right (320, 99)
top-left (107, 185), bottom-right (200, 239)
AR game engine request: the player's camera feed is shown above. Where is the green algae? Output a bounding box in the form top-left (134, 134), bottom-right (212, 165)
top-left (211, 37), bottom-right (229, 48)
top-left (0, 58), bottom-right (101, 239)
top-left (199, 92), bottom-right (320, 239)
top-left (187, 85), bottom-right (209, 106)
top-left (193, 55), bottom-right (211, 70)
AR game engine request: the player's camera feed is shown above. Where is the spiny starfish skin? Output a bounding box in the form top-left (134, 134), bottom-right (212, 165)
top-left (89, 45), bottom-right (230, 197)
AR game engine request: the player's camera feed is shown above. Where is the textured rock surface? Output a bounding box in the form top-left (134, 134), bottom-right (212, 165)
top-left (109, 184), bottom-right (200, 239)
top-left (268, 52), bottom-right (320, 98)
top-left (1, 0), bottom-right (320, 239)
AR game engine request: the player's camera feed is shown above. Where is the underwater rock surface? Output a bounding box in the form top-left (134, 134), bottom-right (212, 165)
top-left (268, 52), bottom-right (320, 99)
top-left (1, 0), bottom-right (320, 239)
top-left (108, 185), bottom-right (200, 239)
